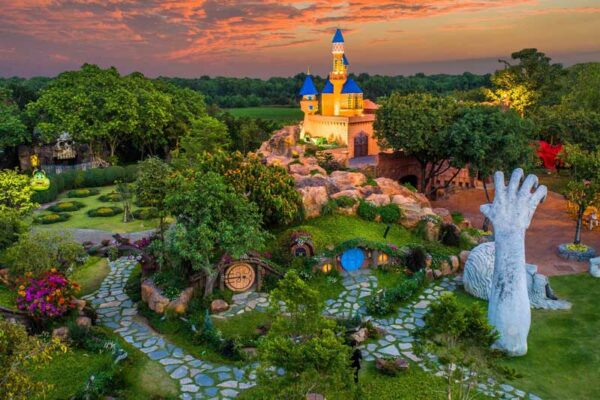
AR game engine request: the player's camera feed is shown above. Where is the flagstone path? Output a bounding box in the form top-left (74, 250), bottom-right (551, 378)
top-left (85, 257), bottom-right (541, 400)
top-left (83, 258), bottom-right (258, 400)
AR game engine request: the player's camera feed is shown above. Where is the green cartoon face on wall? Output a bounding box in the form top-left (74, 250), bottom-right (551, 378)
top-left (31, 170), bottom-right (50, 191)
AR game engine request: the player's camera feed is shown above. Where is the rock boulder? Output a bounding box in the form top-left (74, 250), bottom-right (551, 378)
top-left (329, 171), bottom-right (366, 191)
top-left (298, 186), bottom-right (329, 218)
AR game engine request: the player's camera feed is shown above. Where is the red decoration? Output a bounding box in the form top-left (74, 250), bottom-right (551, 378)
top-left (537, 141), bottom-right (563, 170)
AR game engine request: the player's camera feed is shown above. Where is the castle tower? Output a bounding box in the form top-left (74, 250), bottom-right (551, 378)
top-left (329, 28), bottom-right (346, 116)
top-left (299, 70), bottom-right (318, 115)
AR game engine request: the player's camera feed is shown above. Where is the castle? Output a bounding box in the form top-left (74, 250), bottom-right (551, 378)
top-left (299, 29), bottom-right (380, 159)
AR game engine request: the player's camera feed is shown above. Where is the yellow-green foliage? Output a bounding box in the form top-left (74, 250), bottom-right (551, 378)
top-left (0, 169), bottom-right (37, 215)
top-left (0, 318), bottom-right (67, 400)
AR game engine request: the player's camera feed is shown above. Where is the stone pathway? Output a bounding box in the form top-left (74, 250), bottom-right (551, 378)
top-left (83, 257), bottom-right (257, 400)
top-left (215, 291), bottom-right (270, 318)
top-left (323, 269), bottom-right (378, 318)
top-left (86, 257), bottom-right (541, 399)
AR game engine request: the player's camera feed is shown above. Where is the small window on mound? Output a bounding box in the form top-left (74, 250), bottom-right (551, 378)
top-left (309, 105), bottom-right (313, 110)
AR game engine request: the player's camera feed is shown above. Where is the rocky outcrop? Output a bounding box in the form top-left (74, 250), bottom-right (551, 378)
top-left (298, 186), bottom-right (329, 218)
top-left (365, 193), bottom-right (390, 206)
top-left (141, 279), bottom-right (195, 315)
top-left (329, 171), bottom-right (367, 191)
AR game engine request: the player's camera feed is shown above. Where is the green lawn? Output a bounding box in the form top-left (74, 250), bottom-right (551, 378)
top-left (455, 273), bottom-right (600, 400)
top-left (71, 256), bottom-right (110, 296)
top-left (34, 185), bottom-right (162, 233)
top-left (225, 106), bottom-right (303, 122)
top-left (0, 283), bottom-right (15, 308)
top-left (32, 328), bottom-right (178, 400)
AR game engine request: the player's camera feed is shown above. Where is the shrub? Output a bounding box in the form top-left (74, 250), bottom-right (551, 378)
top-left (16, 269), bottom-right (80, 318)
top-left (132, 207), bottom-right (158, 220)
top-left (320, 199), bottom-right (338, 216)
top-left (98, 192), bottom-right (123, 202)
top-left (0, 209), bottom-right (28, 251)
top-left (83, 168), bottom-right (105, 187)
top-left (47, 201), bottom-right (85, 212)
top-left (403, 182), bottom-right (417, 192)
top-left (33, 212), bottom-right (70, 224)
top-left (357, 200), bottom-right (378, 221)
top-left (378, 203), bottom-right (402, 223)
top-left (440, 223), bottom-right (461, 247)
top-left (5, 231), bottom-right (85, 277)
top-left (68, 188), bottom-right (100, 198)
top-left (87, 206), bottom-right (123, 217)
top-left (366, 291), bottom-right (395, 315)
top-left (124, 164), bottom-right (139, 182)
top-left (405, 245), bottom-right (428, 273)
top-left (366, 272), bottom-right (424, 316)
top-left (334, 195), bottom-right (356, 208)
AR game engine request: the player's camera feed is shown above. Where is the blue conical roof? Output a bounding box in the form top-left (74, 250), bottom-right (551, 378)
top-left (322, 79), bottom-right (334, 94)
top-left (299, 75), bottom-right (318, 96)
top-left (343, 54), bottom-right (349, 66)
top-left (332, 29), bottom-right (344, 43)
top-left (341, 78), bottom-right (362, 94)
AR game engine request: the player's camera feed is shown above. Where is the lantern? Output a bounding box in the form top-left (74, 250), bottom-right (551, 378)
top-left (377, 252), bottom-right (390, 265)
top-left (321, 263), bottom-right (333, 273)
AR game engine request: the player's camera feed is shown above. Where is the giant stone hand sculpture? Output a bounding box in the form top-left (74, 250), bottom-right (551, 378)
top-left (480, 169), bottom-right (547, 356)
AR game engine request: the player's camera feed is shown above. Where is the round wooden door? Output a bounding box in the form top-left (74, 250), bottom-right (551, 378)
top-left (224, 263), bottom-right (256, 292)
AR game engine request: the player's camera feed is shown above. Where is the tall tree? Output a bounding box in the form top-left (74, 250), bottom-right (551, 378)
top-left (134, 157), bottom-right (172, 240)
top-left (0, 88), bottom-right (28, 149)
top-left (486, 49), bottom-right (564, 115)
top-left (165, 171), bottom-right (268, 296)
top-left (374, 92), bottom-right (460, 195)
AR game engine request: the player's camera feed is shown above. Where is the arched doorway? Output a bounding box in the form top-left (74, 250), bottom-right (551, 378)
top-left (354, 132), bottom-right (368, 158)
top-left (400, 175), bottom-right (418, 188)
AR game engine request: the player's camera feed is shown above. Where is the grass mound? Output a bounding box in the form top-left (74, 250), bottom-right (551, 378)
top-left (67, 188), bottom-right (100, 198)
top-left (47, 201), bottom-right (86, 212)
top-left (34, 212), bottom-right (71, 224)
top-left (87, 206), bottom-right (123, 217)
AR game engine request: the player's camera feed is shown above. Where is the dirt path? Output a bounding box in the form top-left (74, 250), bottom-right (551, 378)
top-left (433, 188), bottom-right (600, 276)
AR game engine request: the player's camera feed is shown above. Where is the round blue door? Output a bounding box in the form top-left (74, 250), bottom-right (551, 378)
top-left (341, 248), bottom-right (365, 272)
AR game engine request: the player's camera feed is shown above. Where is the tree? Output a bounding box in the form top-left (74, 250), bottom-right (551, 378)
top-left (0, 88), bottom-right (28, 149)
top-left (253, 270), bottom-right (352, 399)
top-left (26, 64), bottom-right (138, 159)
top-left (5, 230), bottom-right (84, 278)
top-left (561, 63), bottom-right (600, 113)
top-left (417, 293), bottom-right (497, 400)
top-left (174, 116), bottom-right (230, 159)
top-left (374, 92), bottom-right (460, 195)
top-left (186, 151), bottom-right (302, 226)
top-left (560, 144), bottom-right (600, 245)
top-left (0, 169), bottom-right (37, 215)
top-left (532, 106), bottom-right (600, 150)
top-left (447, 105), bottom-right (535, 228)
top-left (134, 157), bottom-right (172, 238)
top-left (486, 49), bottom-right (564, 115)
top-left (0, 317), bottom-right (67, 400)
top-left (165, 171), bottom-right (268, 296)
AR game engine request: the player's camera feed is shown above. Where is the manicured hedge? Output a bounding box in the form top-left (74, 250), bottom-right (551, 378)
top-left (31, 164), bottom-right (139, 204)
top-left (34, 213), bottom-right (71, 224)
top-left (98, 192), bottom-right (123, 202)
top-left (87, 206), bottom-right (123, 217)
top-left (132, 207), bottom-right (158, 220)
top-left (67, 188), bottom-right (100, 198)
top-left (47, 201), bottom-right (86, 212)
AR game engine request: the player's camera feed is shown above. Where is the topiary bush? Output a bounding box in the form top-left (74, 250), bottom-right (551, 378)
top-left (439, 223), bottom-right (461, 247)
top-left (47, 201), bottom-right (85, 212)
top-left (405, 245), bottom-right (428, 273)
top-left (33, 212), bottom-right (71, 224)
top-left (132, 207), bottom-right (158, 220)
top-left (98, 192), bottom-right (123, 202)
top-left (87, 206), bottom-right (123, 217)
top-left (378, 204), bottom-right (402, 224)
top-left (334, 195), bottom-right (356, 208)
top-left (67, 188), bottom-right (100, 198)
top-left (357, 200), bottom-right (378, 221)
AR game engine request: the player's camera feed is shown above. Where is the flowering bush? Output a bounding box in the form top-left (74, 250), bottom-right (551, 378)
top-left (16, 269), bottom-right (80, 319)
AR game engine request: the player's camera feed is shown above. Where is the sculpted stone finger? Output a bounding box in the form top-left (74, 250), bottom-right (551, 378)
top-left (529, 185), bottom-right (548, 208)
top-left (493, 171), bottom-right (507, 204)
top-left (480, 204), bottom-right (493, 219)
top-left (508, 168), bottom-right (524, 198)
top-left (518, 174), bottom-right (539, 198)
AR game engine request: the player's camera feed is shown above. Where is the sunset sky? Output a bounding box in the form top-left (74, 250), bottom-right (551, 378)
top-left (1, 0), bottom-right (599, 78)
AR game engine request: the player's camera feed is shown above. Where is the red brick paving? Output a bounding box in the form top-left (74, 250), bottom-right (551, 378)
top-left (433, 189), bottom-right (600, 276)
